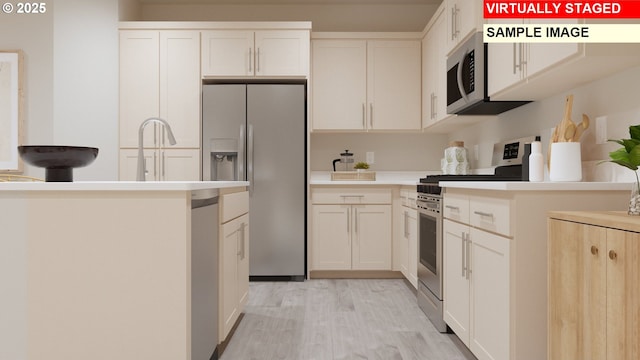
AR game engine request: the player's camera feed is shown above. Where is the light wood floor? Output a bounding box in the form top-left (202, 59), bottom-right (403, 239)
top-left (220, 279), bottom-right (477, 360)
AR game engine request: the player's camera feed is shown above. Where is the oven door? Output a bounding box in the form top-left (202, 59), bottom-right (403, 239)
top-left (417, 206), bottom-right (442, 300)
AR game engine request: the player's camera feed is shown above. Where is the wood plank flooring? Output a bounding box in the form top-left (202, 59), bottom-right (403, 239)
top-left (220, 279), bottom-right (477, 360)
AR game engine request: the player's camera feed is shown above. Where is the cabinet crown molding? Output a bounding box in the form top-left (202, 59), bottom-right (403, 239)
top-left (119, 21), bottom-right (312, 30)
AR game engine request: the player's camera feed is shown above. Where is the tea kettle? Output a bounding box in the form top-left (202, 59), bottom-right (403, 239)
top-left (332, 149), bottom-right (354, 171)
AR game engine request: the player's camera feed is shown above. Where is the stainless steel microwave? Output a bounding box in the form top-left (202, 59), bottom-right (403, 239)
top-left (446, 32), bottom-right (530, 115)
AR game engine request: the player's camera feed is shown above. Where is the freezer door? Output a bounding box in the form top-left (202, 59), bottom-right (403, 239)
top-left (202, 84), bottom-right (246, 181)
top-left (247, 84), bottom-right (306, 277)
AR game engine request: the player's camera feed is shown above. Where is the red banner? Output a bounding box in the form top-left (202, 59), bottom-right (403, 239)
top-left (484, 1), bottom-right (640, 18)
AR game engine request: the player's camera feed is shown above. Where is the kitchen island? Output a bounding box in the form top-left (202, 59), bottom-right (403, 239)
top-left (440, 182), bottom-right (630, 360)
top-left (0, 181), bottom-right (248, 360)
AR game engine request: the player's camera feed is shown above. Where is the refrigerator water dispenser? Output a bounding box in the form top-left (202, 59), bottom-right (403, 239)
top-left (209, 139), bottom-right (238, 181)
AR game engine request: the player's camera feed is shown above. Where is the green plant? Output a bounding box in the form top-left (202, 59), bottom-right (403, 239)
top-left (353, 162), bottom-right (370, 170)
top-left (606, 124), bottom-right (640, 192)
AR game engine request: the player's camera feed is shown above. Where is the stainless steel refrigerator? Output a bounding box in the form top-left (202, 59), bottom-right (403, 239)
top-left (202, 83), bottom-right (306, 280)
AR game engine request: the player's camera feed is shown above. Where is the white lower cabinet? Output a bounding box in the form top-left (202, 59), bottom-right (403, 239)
top-left (119, 148), bottom-right (199, 181)
top-left (219, 191), bottom-right (249, 343)
top-left (311, 187), bottom-right (392, 271)
top-left (444, 217), bottom-right (510, 360)
top-left (398, 188), bottom-right (418, 288)
top-left (312, 204), bottom-right (392, 270)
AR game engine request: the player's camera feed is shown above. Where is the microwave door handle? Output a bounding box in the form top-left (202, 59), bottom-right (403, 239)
top-left (456, 49), bottom-right (470, 102)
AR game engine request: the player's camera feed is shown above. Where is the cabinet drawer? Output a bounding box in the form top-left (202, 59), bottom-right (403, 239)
top-left (469, 196), bottom-right (512, 237)
top-left (312, 188), bottom-right (392, 204)
top-left (443, 193), bottom-right (469, 223)
top-left (220, 191), bottom-right (249, 223)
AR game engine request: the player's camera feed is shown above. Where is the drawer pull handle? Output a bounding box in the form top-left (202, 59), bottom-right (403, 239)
top-left (340, 195), bottom-right (365, 197)
top-left (473, 211), bottom-right (494, 218)
top-left (609, 250), bottom-right (617, 260)
top-left (445, 205), bottom-right (460, 211)
top-left (590, 245), bottom-right (598, 255)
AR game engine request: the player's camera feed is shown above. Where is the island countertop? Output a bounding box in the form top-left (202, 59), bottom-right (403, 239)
top-left (0, 180), bottom-right (249, 191)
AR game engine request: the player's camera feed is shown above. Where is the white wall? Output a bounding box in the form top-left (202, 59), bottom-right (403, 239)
top-left (448, 64), bottom-right (640, 181)
top-left (139, 3), bottom-right (438, 32)
top-left (53, 0), bottom-right (119, 181)
top-left (0, 5), bottom-right (54, 178)
top-left (311, 132), bottom-right (448, 171)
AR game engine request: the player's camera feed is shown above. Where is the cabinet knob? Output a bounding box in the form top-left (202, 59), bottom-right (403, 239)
top-left (609, 250), bottom-right (617, 260)
top-left (590, 245), bottom-right (598, 255)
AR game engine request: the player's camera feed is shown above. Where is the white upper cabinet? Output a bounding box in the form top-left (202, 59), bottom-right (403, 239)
top-left (422, 6), bottom-right (451, 128)
top-left (201, 30), bottom-right (310, 77)
top-left (119, 30), bottom-right (200, 149)
top-left (119, 30), bottom-right (160, 148)
top-left (200, 30), bottom-right (254, 77)
top-left (311, 38), bottom-right (421, 132)
top-left (367, 40), bottom-right (421, 131)
top-left (445, 0), bottom-right (482, 54)
top-left (487, 19), bottom-right (640, 100)
top-left (311, 40), bottom-right (367, 130)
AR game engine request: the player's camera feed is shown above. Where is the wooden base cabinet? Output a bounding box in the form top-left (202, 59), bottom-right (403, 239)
top-left (548, 212), bottom-right (640, 360)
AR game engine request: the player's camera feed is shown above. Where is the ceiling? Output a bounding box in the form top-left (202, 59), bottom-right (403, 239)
top-left (139, 0), bottom-right (442, 4)
top-left (132, 0), bottom-right (443, 31)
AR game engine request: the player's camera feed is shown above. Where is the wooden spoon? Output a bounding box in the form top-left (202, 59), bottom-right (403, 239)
top-left (572, 114), bottom-right (591, 142)
top-left (564, 123), bottom-right (576, 142)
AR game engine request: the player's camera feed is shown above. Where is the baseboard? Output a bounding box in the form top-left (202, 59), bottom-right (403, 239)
top-left (309, 270), bottom-right (404, 279)
top-left (217, 312), bottom-right (244, 357)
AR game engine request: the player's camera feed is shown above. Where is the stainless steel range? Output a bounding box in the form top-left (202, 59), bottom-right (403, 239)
top-left (416, 136), bottom-right (536, 333)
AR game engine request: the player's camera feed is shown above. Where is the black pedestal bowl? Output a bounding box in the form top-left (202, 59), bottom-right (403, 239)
top-left (18, 146), bottom-right (99, 182)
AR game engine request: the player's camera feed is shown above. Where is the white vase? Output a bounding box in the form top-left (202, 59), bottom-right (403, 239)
top-left (549, 142), bottom-right (582, 182)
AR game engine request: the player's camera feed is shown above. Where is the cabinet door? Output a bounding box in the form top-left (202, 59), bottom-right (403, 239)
top-left (160, 149), bottom-right (200, 181)
top-left (119, 31), bottom-right (159, 147)
top-left (160, 31), bottom-right (201, 148)
top-left (469, 228), bottom-right (510, 360)
top-left (201, 30), bottom-right (254, 76)
top-left (527, 20), bottom-right (579, 77)
top-left (352, 204), bottom-right (392, 270)
top-left (548, 219), bottom-right (606, 360)
top-left (443, 219), bottom-right (470, 345)
top-left (407, 208), bottom-right (418, 288)
top-left (423, 9), bottom-right (449, 127)
top-left (367, 40), bottom-right (421, 130)
top-left (446, 0), bottom-right (479, 53)
top-left (255, 30), bottom-right (309, 76)
top-left (237, 214), bottom-right (250, 310)
top-left (311, 40), bottom-right (367, 130)
top-left (399, 209), bottom-right (410, 278)
top-left (606, 228), bottom-right (640, 360)
top-left (487, 19), bottom-right (525, 97)
top-left (119, 148), bottom-right (157, 181)
top-left (220, 215), bottom-right (245, 340)
top-left (312, 205), bottom-right (351, 270)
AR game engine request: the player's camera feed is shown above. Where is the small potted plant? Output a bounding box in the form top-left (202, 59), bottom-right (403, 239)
top-left (353, 162), bottom-right (370, 172)
top-left (605, 124), bottom-right (640, 215)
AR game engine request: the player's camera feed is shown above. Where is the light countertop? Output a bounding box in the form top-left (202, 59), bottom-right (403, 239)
top-left (0, 181), bottom-right (249, 191)
top-left (310, 171), bottom-right (429, 186)
top-left (441, 181), bottom-right (633, 191)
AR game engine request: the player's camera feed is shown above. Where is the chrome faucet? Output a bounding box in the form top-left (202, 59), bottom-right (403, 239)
top-left (136, 117), bottom-right (177, 181)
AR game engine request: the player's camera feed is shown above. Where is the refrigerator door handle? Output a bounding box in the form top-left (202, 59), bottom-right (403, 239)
top-left (248, 124), bottom-right (254, 195)
top-left (238, 124), bottom-right (245, 181)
